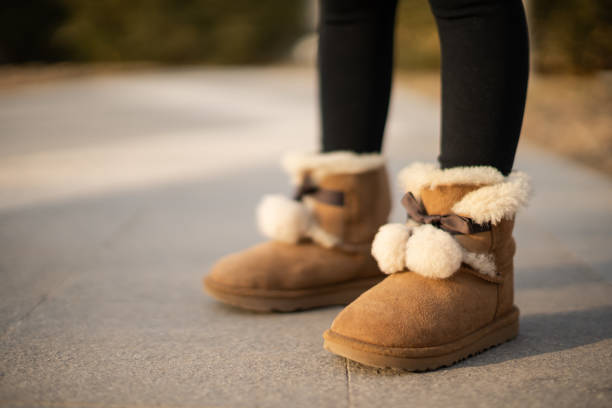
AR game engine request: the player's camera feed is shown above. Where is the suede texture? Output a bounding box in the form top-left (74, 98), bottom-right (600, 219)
top-left (492, 218), bottom-right (516, 318)
top-left (208, 241), bottom-right (381, 293)
top-left (330, 270), bottom-right (498, 347)
top-left (328, 184), bottom-right (517, 349)
top-left (206, 165), bottom-right (391, 297)
top-left (313, 167), bottom-right (391, 246)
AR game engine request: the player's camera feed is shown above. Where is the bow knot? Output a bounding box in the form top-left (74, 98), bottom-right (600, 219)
top-left (293, 173), bottom-right (344, 206)
top-left (401, 192), bottom-right (490, 235)
top-left (293, 174), bottom-right (318, 201)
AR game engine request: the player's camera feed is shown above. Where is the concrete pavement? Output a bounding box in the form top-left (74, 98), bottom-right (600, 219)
top-left (0, 67), bottom-right (611, 407)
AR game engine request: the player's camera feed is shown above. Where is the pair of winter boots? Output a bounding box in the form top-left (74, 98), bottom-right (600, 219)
top-left (204, 152), bottom-right (530, 371)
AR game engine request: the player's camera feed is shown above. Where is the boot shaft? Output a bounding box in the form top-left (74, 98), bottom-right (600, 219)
top-left (372, 162), bottom-right (530, 314)
top-left (419, 184), bottom-right (517, 274)
top-left (258, 151), bottom-right (391, 251)
top-left (309, 166), bottom-right (391, 247)
top-left (419, 184), bottom-right (518, 317)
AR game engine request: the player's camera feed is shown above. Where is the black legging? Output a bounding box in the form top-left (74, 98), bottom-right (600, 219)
top-left (318, 0), bottom-right (529, 175)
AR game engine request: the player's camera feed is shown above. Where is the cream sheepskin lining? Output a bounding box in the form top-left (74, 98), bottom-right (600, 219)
top-left (306, 224), bottom-right (340, 248)
top-left (462, 252), bottom-right (496, 277)
top-left (397, 162), bottom-right (531, 225)
top-left (256, 194), bottom-right (340, 248)
top-left (398, 162), bottom-right (505, 199)
top-left (452, 172), bottom-right (531, 225)
top-left (282, 151), bottom-right (384, 183)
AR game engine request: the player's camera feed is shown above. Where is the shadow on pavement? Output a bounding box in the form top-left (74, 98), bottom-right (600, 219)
top-left (348, 305), bottom-right (612, 376)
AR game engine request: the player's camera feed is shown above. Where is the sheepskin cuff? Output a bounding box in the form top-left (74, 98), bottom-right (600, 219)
top-left (282, 151), bottom-right (385, 184)
top-left (398, 163), bottom-right (531, 225)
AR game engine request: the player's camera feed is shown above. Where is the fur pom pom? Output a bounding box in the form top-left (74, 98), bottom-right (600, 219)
top-left (371, 223), bottom-right (412, 274)
top-left (256, 195), bottom-right (311, 243)
top-left (404, 225), bottom-right (463, 279)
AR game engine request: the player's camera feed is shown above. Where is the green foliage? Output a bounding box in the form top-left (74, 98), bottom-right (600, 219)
top-left (0, 0), bottom-right (307, 64)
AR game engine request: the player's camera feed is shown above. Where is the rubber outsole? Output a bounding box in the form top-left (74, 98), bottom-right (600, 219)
top-left (323, 306), bottom-right (520, 371)
top-left (203, 276), bottom-right (384, 312)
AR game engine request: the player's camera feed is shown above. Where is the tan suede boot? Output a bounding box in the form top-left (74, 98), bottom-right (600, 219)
top-left (204, 151), bottom-right (391, 312)
top-left (323, 162), bottom-right (531, 370)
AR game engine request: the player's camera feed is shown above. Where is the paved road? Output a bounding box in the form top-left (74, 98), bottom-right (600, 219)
top-left (1, 67), bottom-right (611, 408)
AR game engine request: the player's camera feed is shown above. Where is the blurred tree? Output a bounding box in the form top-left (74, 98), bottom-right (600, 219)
top-left (0, 0), bottom-right (609, 73)
top-left (53, 0), bottom-right (308, 64)
top-left (529, 0), bottom-right (612, 73)
top-left (0, 1), bottom-right (68, 63)
top-left (393, 0), bottom-right (612, 73)
top-left (0, 0), bottom-right (307, 64)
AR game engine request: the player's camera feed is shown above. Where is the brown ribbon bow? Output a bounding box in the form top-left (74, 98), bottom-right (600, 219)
top-left (401, 192), bottom-right (490, 235)
top-left (293, 174), bottom-right (344, 206)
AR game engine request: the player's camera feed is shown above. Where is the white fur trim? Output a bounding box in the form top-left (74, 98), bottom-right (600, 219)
top-left (256, 195), bottom-right (311, 243)
top-left (398, 162), bottom-right (505, 199)
top-left (305, 224), bottom-right (340, 248)
top-left (452, 172), bottom-right (532, 224)
top-left (404, 225), bottom-right (463, 279)
top-left (282, 151), bottom-right (384, 183)
top-left (397, 162), bottom-right (531, 224)
top-left (371, 223), bottom-right (412, 275)
top-left (301, 196), bottom-right (341, 248)
top-left (462, 251), bottom-right (497, 277)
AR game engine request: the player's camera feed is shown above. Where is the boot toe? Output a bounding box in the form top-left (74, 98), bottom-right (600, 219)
top-left (205, 247), bottom-right (275, 291)
top-left (329, 271), bottom-right (499, 349)
top-left (329, 276), bottom-right (415, 348)
top-left (206, 253), bottom-right (249, 288)
top-left (205, 241), bottom-right (331, 291)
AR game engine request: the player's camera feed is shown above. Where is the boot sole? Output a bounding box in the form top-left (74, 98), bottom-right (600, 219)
top-left (323, 306), bottom-right (519, 371)
top-left (203, 276), bottom-right (384, 312)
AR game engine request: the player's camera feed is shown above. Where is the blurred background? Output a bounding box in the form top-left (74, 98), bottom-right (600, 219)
top-left (1, 3), bottom-right (612, 405)
top-left (1, 0), bottom-right (610, 174)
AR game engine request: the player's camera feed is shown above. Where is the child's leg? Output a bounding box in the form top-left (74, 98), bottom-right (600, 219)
top-left (318, 0), bottom-right (399, 153)
top-left (430, 0), bottom-right (529, 175)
